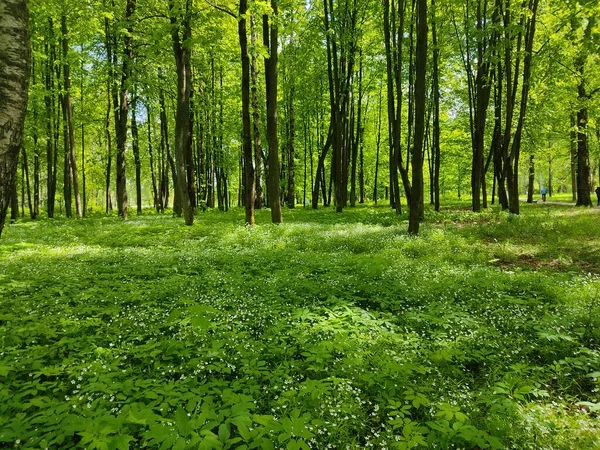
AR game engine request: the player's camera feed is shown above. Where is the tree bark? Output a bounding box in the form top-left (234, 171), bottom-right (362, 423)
top-left (21, 145), bottom-right (33, 218)
top-left (61, 13), bottom-right (82, 218)
top-left (383, 0), bottom-right (409, 215)
top-left (408, 0), bottom-right (427, 235)
top-left (575, 100), bottom-right (592, 206)
top-left (44, 20), bottom-right (57, 218)
top-left (508, 0), bottom-right (539, 214)
top-left (432, 0), bottom-right (441, 212)
top-left (548, 154), bottom-right (552, 197)
top-left (570, 112), bottom-right (577, 202)
top-left (80, 53), bottom-right (86, 216)
top-left (312, 124), bottom-right (332, 208)
top-left (239, 0), bottom-right (255, 225)
top-left (131, 95), bottom-right (142, 214)
top-left (251, 16), bottom-right (264, 209)
top-left (31, 55), bottom-right (39, 219)
top-left (0, 0), bottom-right (30, 237)
top-left (264, 1), bottom-right (282, 223)
top-left (287, 85), bottom-right (296, 208)
top-left (527, 154), bottom-right (534, 203)
top-left (115, 0), bottom-right (136, 220)
top-left (159, 84), bottom-right (178, 213)
top-left (147, 105), bottom-right (160, 212)
top-left (350, 54), bottom-right (362, 207)
top-left (170, 0), bottom-right (195, 225)
top-left (61, 89), bottom-right (72, 217)
top-left (373, 83), bottom-right (382, 204)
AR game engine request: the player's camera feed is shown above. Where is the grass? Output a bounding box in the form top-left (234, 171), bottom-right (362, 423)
top-left (1, 202), bottom-right (599, 449)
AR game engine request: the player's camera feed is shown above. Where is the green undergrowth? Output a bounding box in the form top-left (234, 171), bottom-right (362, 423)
top-left (1, 203), bottom-right (599, 449)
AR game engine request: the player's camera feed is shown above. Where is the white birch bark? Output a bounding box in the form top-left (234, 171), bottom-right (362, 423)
top-left (0, 0), bottom-right (30, 237)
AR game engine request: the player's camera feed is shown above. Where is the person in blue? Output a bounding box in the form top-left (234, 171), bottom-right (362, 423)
top-left (541, 187), bottom-right (547, 202)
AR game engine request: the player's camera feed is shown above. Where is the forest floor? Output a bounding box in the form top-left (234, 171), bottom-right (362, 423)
top-left (1, 202), bottom-right (599, 449)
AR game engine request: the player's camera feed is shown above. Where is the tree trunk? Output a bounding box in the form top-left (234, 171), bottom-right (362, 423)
top-left (359, 110), bottom-right (365, 204)
top-left (61, 13), bottom-right (82, 218)
top-left (44, 21), bottom-right (57, 218)
top-left (31, 55), bottom-right (39, 219)
top-left (432, 0), bottom-right (440, 212)
top-left (408, 0), bottom-right (427, 235)
top-left (217, 71), bottom-right (226, 211)
top-left (21, 146), bottom-right (33, 218)
top-left (508, 0), bottom-right (539, 214)
top-left (170, 0), bottom-right (195, 225)
top-left (373, 83), bottom-right (382, 205)
top-left (115, 0), bottom-right (136, 220)
top-left (548, 154), bottom-right (552, 197)
top-left (251, 16), bottom-right (264, 209)
top-left (80, 46), bottom-right (86, 216)
top-left (131, 95), bottom-right (142, 214)
top-left (312, 125), bottom-right (332, 209)
top-left (0, 0), bottom-right (30, 237)
top-left (323, 0), bottom-right (356, 214)
top-left (160, 85), bottom-right (178, 213)
top-left (62, 94), bottom-right (72, 217)
top-left (575, 101), bottom-right (592, 206)
top-left (350, 54), bottom-right (362, 207)
top-left (466, 0), bottom-right (493, 213)
top-left (10, 180), bottom-right (18, 224)
top-left (264, 1), bottom-right (282, 223)
top-left (187, 79), bottom-right (197, 210)
top-left (527, 154), bottom-right (534, 203)
top-left (105, 92), bottom-right (113, 214)
top-left (573, 18), bottom-right (594, 207)
top-left (570, 112), bottom-right (577, 202)
top-left (303, 117), bottom-right (307, 207)
top-left (383, 0), bottom-right (408, 215)
top-left (239, 0), bottom-right (255, 225)
top-left (147, 105), bottom-right (160, 211)
top-left (287, 85), bottom-right (296, 208)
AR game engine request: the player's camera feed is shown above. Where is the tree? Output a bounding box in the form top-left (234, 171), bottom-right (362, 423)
top-left (322, 0), bottom-right (361, 213)
top-left (571, 13), bottom-right (597, 207)
top-left (382, 0), bottom-right (409, 215)
top-left (264, 0), bottom-right (283, 223)
top-left (60, 12), bottom-right (82, 218)
top-left (0, 0), bottom-right (30, 238)
top-left (114, 0), bottom-right (137, 220)
top-left (431, 0), bottom-right (441, 212)
top-left (408, 0), bottom-right (427, 235)
top-left (170, 0), bottom-right (195, 225)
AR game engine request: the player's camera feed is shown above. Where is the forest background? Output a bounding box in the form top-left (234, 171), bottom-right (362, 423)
top-left (3, 0), bottom-right (600, 235)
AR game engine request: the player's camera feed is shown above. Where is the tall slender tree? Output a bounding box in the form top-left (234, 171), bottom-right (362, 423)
top-left (408, 0), bottom-right (427, 235)
top-left (115, 0), bottom-right (137, 220)
top-left (264, 0), bottom-right (282, 223)
top-left (60, 12), bottom-right (82, 218)
top-left (170, 0), bottom-right (195, 225)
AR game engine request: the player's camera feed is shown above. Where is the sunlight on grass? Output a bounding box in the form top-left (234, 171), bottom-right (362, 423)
top-left (1, 203), bottom-right (599, 449)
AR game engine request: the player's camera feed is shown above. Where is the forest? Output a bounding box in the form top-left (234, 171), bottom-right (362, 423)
top-left (0, 0), bottom-right (600, 448)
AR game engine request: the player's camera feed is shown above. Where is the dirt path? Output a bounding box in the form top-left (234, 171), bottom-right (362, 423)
top-left (520, 198), bottom-right (600, 207)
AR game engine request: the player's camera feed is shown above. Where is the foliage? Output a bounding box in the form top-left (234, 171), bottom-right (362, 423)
top-left (1, 203), bottom-right (599, 448)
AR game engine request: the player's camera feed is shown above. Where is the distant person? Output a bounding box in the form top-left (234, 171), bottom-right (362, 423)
top-left (595, 186), bottom-right (600, 206)
top-left (541, 187), bottom-right (547, 202)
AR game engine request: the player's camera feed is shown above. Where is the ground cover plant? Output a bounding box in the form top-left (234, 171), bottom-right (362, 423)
top-left (1, 203), bottom-right (599, 449)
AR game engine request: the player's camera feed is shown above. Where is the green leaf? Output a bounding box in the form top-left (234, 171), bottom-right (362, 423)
top-left (218, 423), bottom-right (230, 442)
top-left (108, 435), bottom-right (133, 450)
top-left (0, 364), bottom-right (11, 377)
top-left (175, 407), bottom-right (191, 436)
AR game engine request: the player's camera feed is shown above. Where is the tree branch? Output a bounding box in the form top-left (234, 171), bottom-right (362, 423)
top-left (204, 0), bottom-right (236, 18)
